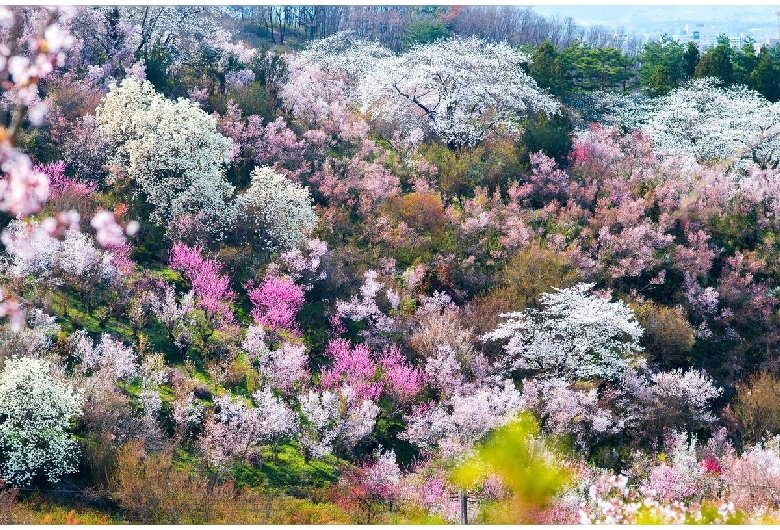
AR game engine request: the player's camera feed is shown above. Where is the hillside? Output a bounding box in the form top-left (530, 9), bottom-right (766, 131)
top-left (1, 6), bottom-right (780, 524)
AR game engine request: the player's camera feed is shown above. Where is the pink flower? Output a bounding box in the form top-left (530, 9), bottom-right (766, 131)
top-left (246, 275), bottom-right (304, 334)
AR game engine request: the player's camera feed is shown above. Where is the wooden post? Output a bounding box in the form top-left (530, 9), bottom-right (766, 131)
top-left (460, 488), bottom-right (468, 524)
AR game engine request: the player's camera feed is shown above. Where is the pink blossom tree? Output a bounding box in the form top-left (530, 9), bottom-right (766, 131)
top-left (168, 242), bottom-right (236, 331)
top-left (246, 275), bottom-right (305, 334)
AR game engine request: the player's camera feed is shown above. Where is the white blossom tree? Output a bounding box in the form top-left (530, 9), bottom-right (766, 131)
top-left (198, 389), bottom-right (296, 468)
top-left (297, 384), bottom-right (379, 460)
top-left (402, 379), bottom-right (525, 458)
top-left (646, 368), bottom-right (722, 432)
top-left (70, 330), bottom-right (138, 382)
top-left (609, 78), bottom-right (780, 168)
top-left (358, 36), bottom-right (558, 148)
top-left (0, 357), bottom-right (84, 486)
top-left (482, 283), bottom-right (643, 382)
top-left (96, 77), bottom-right (235, 232)
top-left (286, 33), bottom-right (557, 148)
top-left (234, 166), bottom-right (318, 252)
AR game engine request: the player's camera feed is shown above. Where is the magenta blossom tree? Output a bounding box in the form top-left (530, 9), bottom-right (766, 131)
top-left (169, 242), bottom-right (236, 328)
top-left (246, 275), bottom-right (304, 334)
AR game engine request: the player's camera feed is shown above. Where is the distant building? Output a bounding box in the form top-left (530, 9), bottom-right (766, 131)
top-left (670, 22), bottom-right (720, 47)
top-left (670, 21), bottom-right (777, 50)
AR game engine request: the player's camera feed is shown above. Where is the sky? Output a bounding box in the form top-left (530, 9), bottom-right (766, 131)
top-left (528, 4), bottom-right (780, 40)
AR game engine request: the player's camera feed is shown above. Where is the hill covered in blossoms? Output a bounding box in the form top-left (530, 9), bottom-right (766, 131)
top-left (2, 6), bottom-right (780, 524)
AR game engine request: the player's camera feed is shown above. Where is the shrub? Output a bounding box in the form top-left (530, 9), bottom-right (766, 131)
top-left (496, 244), bottom-right (580, 312)
top-left (632, 301), bottom-right (696, 370)
top-left (385, 193), bottom-right (447, 235)
top-left (112, 440), bottom-right (268, 524)
top-left (733, 371), bottom-right (780, 445)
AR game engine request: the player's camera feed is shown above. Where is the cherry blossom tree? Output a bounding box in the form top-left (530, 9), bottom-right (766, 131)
top-left (482, 283), bottom-right (643, 382)
top-left (646, 368), bottom-right (722, 433)
top-left (150, 283), bottom-right (197, 356)
top-left (280, 31), bottom-right (389, 136)
top-left (0, 357), bottom-right (84, 486)
top-left (335, 270), bottom-right (396, 347)
top-left (168, 242), bottom-right (236, 329)
top-left (242, 325), bottom-right (309, 391)
top-left (246, 275), bottom-right (305, 334)
top-left (618, 78), bottom-right (780, 168)
top-left (198, 389), bottom-right (296, 469)
top-left (70, 330), bottom-right (138, 382)
top-left (402, 379), bottom-right (525, 458)
top-left (521, 377), bottom-right (618, 451)
top-left (0, 309), bottom-right (59, 363)
top-left (333, 447), bottom-right (401, 524)
top-left (320, 338), bottom-right (382, 401)
top-left (297, 384), bottom-right (379, 460)
top-left (358, 36), bottom-right (558, 148)
top-left (96, 77), bottom-right (235, 233)
top-left (233, 166), bottom-right (318, 253)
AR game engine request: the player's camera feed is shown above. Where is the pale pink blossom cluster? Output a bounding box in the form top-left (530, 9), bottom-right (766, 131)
top-left (242, 327), bottom-right (308, 392)
top-left (297, 384), bottom-right (379, 458)
top-left (198, 390), bottom-right (296, 468)
top-left (335, 270), bottom-right (397, 345)
top-left (70, 330), bottom-right (138, 381)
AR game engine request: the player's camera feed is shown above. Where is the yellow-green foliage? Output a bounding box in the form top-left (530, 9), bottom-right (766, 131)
top-left (733, 371), bottom-right (780, 444)
top-left (632, 300), bottom-right (695, 368)
top-left (450, 413), bottom-right (571, 524)
top-left (498, 243), bottom-right (580, 311)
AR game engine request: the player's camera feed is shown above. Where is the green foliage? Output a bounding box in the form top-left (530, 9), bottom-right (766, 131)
top-left (561, 41), bottom-right (633, 92)
top-left (733, 371), bottom-right (780, 445)
top-left (638, 36), bottom-right (686, 93)
top-left (248, 442), bottom-right (341, 490)
top-left (450, 413), bottom-right (571, 524)
top-left (529, 40), bottom-right (565, 96)
top-left (632, 300), bottom-right (696, 369)
top-left (521, 111), bottom-right (573, 166)
top-left (646, 65), bottom-right (675, 96)
top-left (694, 35), bottom-right (734, 85)
top-left (495, 244), bottom-right (581, 311)
top-left (143, 42), bottom-right (176, 95)
top-left (733, 38), bottom-right (759, 85)
top-left (749, 47), bottom-right (780, 102)
top-left (418, 142), bottom-right (472, 200)
top-left (401, 18), bottom-right (450, 52)
top-left (682, 41), bottom-right (701, 78)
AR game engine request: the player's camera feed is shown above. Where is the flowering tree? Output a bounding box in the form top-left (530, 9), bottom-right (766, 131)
top-left (335, 270), bottom-right (396, 347)
top-left (96, 77), bottom-right (235, 232)
top-left (246, 275), bottom-right (305, 334)
top-left (618, 78), bottom-right (780, 168)
top-left (377, 346), bottom-right (425, 405)
top-left (645, 368), bottom-right (722, 433)
top-left (280, 31), bottom-right (389, 135)
top-left (483, 283), bottom-right (643, 382)
top-left (297, 385), bottom-right (379, 460)
top-left (0, 357), bottom-right (84, 486)
top-left (198, 389), bottom-right (296, 468)
top-left (521, 378), bottom-right (618, 451)
top-left (402, 379), bottom-right (525, 458)
top-left (358, 36), bottom-right (558, 147)
top-left (71, 330), bottom-right (138, 382)
top-left (0, 7), bottom-right (72, 218)
top-left (234, 166), bottom-right (318, 252)
top-left (0, 7), bottom-right (133, 327)
top-left (333, 447), bottom-right (401, 524)
top-left (168, 242), bottom-right (236, 329)
top-left (150, 283), bottom-right (197, 356)
top-left (320, 339), bottom-right (382, 401)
